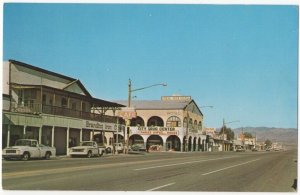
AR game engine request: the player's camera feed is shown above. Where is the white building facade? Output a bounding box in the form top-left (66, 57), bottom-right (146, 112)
top-left (116, 96), bottom-right (208, 152)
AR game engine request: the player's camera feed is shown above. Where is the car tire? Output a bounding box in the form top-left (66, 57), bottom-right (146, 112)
top-left (22, 152), bottom-right (30, 161)
top-left (87, 151), bottom-right (92, 158)
top-left (45, 152), bottom-right (51, 160)
top-left (106, 147), bottom-right (111, 154)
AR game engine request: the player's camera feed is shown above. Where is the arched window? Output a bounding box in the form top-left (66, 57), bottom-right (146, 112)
top-left (194, 120), bottom-right (197, 130)
top-left (189, 119), bottom-right (193, 128)
top-left (130, 116), bottom-right (145, 126)
top-left (166, 116), bottom-right (181, 127)
top-left (183, 117), bottom-right (188, 128)
top-left (198, 121), bottom-right (202, 131)
top-left (147, 116), bottom-right (164, 127)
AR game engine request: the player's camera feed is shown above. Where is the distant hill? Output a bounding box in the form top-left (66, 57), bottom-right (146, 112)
top-left (232, 127), bottom-right (298, 145)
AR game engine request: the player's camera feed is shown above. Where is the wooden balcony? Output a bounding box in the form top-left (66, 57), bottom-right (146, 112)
top-left (10, 102), bottom-right (122, 124)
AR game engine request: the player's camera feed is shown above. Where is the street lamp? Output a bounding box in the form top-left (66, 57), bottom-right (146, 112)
top-left (125, 79), bottom-right (167, 153)
top-left (128, 79), bottom-right (167, 107)
top-left (222, 119), bottom-right (239, 151)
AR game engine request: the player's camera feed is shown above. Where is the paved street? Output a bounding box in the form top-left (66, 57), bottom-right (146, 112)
top-left (2, 149), bottom-right (297, 192)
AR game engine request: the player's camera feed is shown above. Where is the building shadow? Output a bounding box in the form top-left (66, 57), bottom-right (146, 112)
top-left (292, 179), bottom-right (297, 191)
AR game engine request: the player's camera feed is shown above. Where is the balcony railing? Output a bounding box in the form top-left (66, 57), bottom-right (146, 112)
top-left (10, 102), bottom-right (119, 123)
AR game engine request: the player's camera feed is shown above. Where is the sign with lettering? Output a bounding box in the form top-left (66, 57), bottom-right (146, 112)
top-left (118, 107), bottom-right (137, 120)
top-left (166, 111), bottom-right (181, 116)
top-left (139, 130), bottom-right (178, 135)
top-left (84, 121), bottom-right (115, 131)
top-left (161, 96), bottom-right (191, 101)
top-left (138, 127), bottom-right (176, 131)
top-left (136, 126), bottom-right (178, 135)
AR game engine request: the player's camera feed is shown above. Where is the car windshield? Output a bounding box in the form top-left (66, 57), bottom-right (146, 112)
top-left (80, 142), bottom-right (93, 146)
top-left (15, 140), bottom-right (31, 146)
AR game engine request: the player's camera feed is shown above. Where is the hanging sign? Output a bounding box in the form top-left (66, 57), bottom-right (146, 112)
top-left (118, 107), bottom-right (137, 120)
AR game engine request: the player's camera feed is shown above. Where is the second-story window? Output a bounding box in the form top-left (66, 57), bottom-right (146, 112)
top-left (183, 117), bottom-right (187, 128)
top-left (82, 102), bottom-right (86, 112)
top-left (61, 98), bottom-right (68, 107)
top-left (198, 121), bottom-right (202, 131)
top-left (42, 94), bottom-right (46, 104)
top-left (147, 116), bottom-right (164, 127)
top-left (189, 119), bottom-right (193, 128)
top-left (18, 89), bottom-right (24, 105)
top-left (166, 116), bottom-right (181, 127)
top-left (71, 102), bottom-right (76, 110)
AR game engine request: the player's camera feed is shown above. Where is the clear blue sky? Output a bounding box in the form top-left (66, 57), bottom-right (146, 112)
top-left (3, 3), bottom-right (298, 128)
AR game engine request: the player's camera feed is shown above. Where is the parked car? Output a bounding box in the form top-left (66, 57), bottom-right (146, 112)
top-left (252, 148), bottom-right (258, 152)
top-left (70, 141), bottom-right (105, 158)
top-left (129, 144), bottom-right (146, 152)
top-left (236, 146), bottom-right (246, 152)
top-left (2, 139), bottom-right (56, 161)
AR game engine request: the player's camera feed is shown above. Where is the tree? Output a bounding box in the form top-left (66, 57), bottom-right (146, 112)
top-left (243, 132), bottom-right (253, 138)
top-left (221, 126), bottom-right (235, 141)
top-left (265, 139), bottom-right (272, 147)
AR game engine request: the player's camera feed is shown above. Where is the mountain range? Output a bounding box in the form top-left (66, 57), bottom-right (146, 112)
top-left (232, 127), bottom-right (298, 145)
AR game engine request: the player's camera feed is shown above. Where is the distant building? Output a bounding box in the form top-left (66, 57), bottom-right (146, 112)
top-left (115, 96), bottom-right (207, 152)
top-left (2, 60), bottom-right (125, 155)
top-left (236, 132), bottom-right (257, 150)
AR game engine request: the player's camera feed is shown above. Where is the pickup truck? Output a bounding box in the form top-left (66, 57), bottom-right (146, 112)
top-left (2, 139), bottom-right (56, 161)
top-left (69, 141), bottom-right (105, 158)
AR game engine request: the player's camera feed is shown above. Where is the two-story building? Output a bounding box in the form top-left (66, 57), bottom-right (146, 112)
top-left (2, 60), bottom-right (125, 155)
top-left (116, 96), bottom-right (208, 152)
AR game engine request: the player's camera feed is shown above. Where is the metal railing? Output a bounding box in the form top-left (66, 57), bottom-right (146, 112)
top-left (10, 102), bottom-right (120, 123)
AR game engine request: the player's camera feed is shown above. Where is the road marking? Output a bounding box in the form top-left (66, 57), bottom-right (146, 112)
top-left (201, 158), bottom-right (260, 176)
top-left (147, 183), bottom-right (175, 191)
top-left (134, 156), bottom-right (236, 171)
top-left (3, 159), bottom-right (166, 179)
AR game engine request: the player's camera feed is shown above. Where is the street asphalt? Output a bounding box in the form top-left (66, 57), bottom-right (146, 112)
top-left (2, 149), bottom-right (297, 192)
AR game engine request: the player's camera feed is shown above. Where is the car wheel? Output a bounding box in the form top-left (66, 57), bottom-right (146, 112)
top-left (106, 147), bottom-right (112, 154)
top-left (45, 152), bottom-right (51, 160)
top-left (22, 152), bottom-right (30, 161)
top-left (87, 151), bottom-right (92, 158)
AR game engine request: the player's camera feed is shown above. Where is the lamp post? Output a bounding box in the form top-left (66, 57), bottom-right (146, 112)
top-left (128, 79), bottom-right (167, 107)
top-left (125, 79), bottom-right (167, 153)
top-left (222, 119), bottom-right (239, 151)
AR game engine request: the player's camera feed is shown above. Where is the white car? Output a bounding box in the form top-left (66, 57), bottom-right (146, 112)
top-left (2, 139), bottom-right (56, 161)
top-left (70, 141), bottom-right (105, 158)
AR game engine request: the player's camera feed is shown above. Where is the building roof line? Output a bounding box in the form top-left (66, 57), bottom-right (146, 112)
top-left (9, 59), bottom-right (76, 82)
top-left (9, 59), bottom-right (94, 98)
